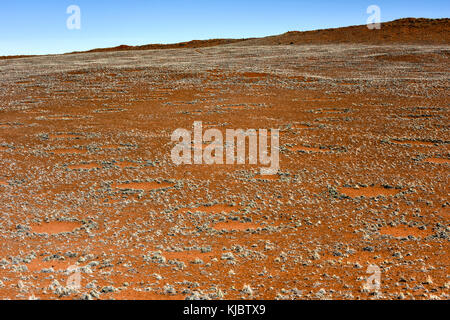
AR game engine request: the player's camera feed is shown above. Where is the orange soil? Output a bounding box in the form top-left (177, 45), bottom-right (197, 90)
top-left (213, 221), bottom-right (259, 231)
top-left (379, 226), bottom-right (432, 238)
top-left (31, 221), bottom-right (82, 235)
top-left (51, 148), bottom-right (87, 155)
top-left (254, 174), bottom-right (280, 181)
top-left (423, 158), bottom-right (450, 164)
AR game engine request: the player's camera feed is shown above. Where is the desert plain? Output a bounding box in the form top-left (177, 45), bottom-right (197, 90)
top-left (0, 18), bottom-right (449, 300)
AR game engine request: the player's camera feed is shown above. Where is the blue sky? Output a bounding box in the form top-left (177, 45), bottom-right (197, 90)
top-left (1, 0), bottom-right (449, 56)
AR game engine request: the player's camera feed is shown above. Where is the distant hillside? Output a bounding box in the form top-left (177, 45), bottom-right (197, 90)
top-left (239, 18), bottom-right (450, 46)
top-left (79, 18), bottom-right (450, 54)
top-left (78, 38), bottom-right (247, 54)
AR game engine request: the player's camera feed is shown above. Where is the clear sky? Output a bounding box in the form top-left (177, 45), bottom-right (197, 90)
top-left (1, 0), bottom-right (449, 56)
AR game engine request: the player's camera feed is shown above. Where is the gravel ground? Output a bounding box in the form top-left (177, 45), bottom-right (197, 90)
top-left (0, 44), bottom-right (448, 300)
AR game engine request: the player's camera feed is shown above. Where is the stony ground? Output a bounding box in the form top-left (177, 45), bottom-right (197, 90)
top-left (0, 44), bottom-right (448, 300)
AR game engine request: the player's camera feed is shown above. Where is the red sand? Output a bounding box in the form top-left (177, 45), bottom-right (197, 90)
top-left (32, 221), bottom-right (82, 235)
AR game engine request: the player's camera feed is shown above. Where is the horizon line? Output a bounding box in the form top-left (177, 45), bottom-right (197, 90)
top-left (2, 17), bottom-right (448, 58)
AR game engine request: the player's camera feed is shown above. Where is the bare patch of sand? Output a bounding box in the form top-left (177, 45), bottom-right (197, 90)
top-left (51, 148), bottom-right (87, 155)
top-left (27, 259), bottom-right (73, 272)
top-left (32, 221), bottom-right (82, 234)
top-left (164, 250), bottom-right (215, 262)
top-left (423, 157), bottom-right (450, 164)
top-left (380, 226), bottom-right (432, 238)
top-left (213, 221), bottom-right (258, 231)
